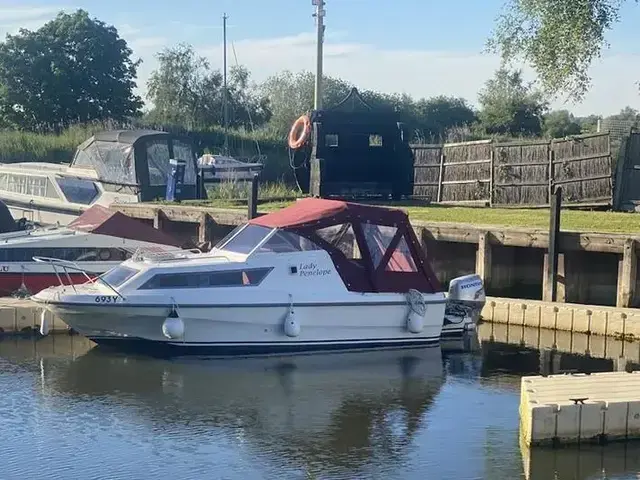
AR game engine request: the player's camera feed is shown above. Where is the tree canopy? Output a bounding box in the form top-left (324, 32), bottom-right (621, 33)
top-left (488, 0), bottom-right (631, 101)
top-left (478, 68), bottom-right (548, 136)
top-left (146, 43), bottom-right (270, 130)
top-left (0, 9), bottom-right (142, 130)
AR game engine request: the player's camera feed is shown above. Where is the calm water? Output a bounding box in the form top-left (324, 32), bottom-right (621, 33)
top-left (1, 324), bottom-right (640, 480)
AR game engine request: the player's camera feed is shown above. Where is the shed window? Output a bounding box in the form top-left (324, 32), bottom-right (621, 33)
top-left (325, 134), bottom-right (339, 147)
top-left (138, 267), bottom-right (273, 290)
top-left (369, 134), bottom-right (383, 146)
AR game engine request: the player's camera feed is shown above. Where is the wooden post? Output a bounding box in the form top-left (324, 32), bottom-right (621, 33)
top-left (153, 209), bottom-right (165, 231)
top-left (436, 151), bottom-right (445, 203)
top-left (198, 213), bottom-right (212, 244)
top-left (547, 142), bottom-right (554, 205)
top-left (489, 149), bottom-right (495, 207)
top-left (617, 238), bottom-right (637, 308)
top-left (476, 231), bottom-right (492, 288)
top-left (543, 253), bottom-right (566, 302)
top-left (543, 186), bottom-right (562, 302)
top-left (247, 174), bottom-right (259, 220)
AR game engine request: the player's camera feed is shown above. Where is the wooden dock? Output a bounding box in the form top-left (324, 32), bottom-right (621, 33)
top-left (110, 202), bottom-right (640, 309)
top-left (520, 371), bottom-right (640, 447)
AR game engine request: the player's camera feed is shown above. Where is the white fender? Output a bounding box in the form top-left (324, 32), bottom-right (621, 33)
top-left (39, 310), bottom-right (50, 336)
top-left (405, 289), bottom-right (426, 334)
top-left (407, 310), bottom-right (424, 334)
top-left (162, 310), bottom-right (185, 340)
top-left (284, 307), bottom-right (300, 337)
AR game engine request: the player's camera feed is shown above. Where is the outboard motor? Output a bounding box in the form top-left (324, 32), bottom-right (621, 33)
top-left (444, 274), bottom-right (486, 334)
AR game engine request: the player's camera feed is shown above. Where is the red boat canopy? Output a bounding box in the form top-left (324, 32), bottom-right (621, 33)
top-left (250, 198), bottom-right (441, 294)
top-left (68, 205), bottom-right (183, 247)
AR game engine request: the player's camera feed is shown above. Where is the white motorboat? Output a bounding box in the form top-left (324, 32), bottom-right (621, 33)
top-left (0, 203), bottom-right (182, 297)
top-left (32, 198), bottom-right (485, 355)
top-left (0, 130), bottom-right (201, 226)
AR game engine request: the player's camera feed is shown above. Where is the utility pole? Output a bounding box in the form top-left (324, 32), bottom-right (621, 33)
top-left (312, 0), bottom-right (326, 110)
top-left (223, 13), bottom-right (229, 155)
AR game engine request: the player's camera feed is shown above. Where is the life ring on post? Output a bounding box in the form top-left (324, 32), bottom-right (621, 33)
top-left (288, 115), bottom-right (311, 149)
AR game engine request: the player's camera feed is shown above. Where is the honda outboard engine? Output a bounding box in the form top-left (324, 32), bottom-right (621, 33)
top-left (444, 274), bottom-right (486, 335)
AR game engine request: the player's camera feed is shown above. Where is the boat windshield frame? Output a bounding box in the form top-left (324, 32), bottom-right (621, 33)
top-left (214, 223), bottom-right (278, 257)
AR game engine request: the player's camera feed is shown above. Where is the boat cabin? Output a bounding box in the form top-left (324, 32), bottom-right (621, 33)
top-left (216, 198), bottom-right (441, 294)
top-left (70, 129), bottom-right (201, 202)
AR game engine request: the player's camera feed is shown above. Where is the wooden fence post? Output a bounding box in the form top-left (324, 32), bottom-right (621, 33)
top-left (436, 151), bottom-right (445, 203)
top-left (248, 174), bottom-right (259, 220)
top-left (489, 149), bottom-right (495, 206)
top-left (547, 141), bottom-right (554, 206)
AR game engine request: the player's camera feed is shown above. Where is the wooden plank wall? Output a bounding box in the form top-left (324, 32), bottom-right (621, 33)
top-left (411, 133), bottom-right (613, 207)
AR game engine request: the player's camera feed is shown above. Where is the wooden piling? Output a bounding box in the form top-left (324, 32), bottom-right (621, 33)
top-left (476, 231), bottom-right (492, 287)
top-left (198, 213), bottom-right (212, 244)
top-left (153, 209), bottom-right (166, 231)
top-left (543, 187), bottom-right (562, 301)
top-left (617, 238), bottom-right (637, 308)
top-left (543, 253), bottom-right (566, 303)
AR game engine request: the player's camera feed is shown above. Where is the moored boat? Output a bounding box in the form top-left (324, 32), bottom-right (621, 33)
top-left (0, 204), bottom-right (183, 296)
top-left (32, 198), bottom-right (484, 355)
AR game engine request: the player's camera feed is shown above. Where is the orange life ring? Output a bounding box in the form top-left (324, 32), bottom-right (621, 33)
top-left (288, 115), bottom-right (311, 149)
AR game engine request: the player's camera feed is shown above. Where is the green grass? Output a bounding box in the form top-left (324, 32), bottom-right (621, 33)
top-left (171, 197), bottom-right (640, 235)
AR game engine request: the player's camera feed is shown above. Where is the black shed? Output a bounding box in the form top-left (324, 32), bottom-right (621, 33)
top-left (292, 88), bottom-right (414, 200)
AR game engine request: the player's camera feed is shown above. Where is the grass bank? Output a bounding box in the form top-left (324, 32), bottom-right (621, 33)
top-left (176, 194), bottom-right (640, 235)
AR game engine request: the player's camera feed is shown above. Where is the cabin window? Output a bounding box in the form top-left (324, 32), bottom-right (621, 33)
top-left (173, 140), bottom-right (197, 185)
top-left (219, 224), bottom-right (272, 255)
top-left (99, 265), bottom-right (139, 288)
top-left (369, 134), bottom-right (383, 146)
top-left (362, 224), bottom-right (398, 269)
top-left (0, 173), bottom-right (59, 199)
top-left (74, 141), bottom-right (137, 185)
top-left (385, 236), bottom-right (418, 272)
top-left (315, 223), bottom-right (362, 260)
top-left (0, 247), bottom-right (128, 263)
top-left (258, 231), bottom-right (322, 253)
top-left (325, 134), bottom-right (339, 147)
top-left (55, 177), bottom-right (100, 205)
top-left (137, 267), bottom-right (272, 290)
top-left (146, 139), bottom-right (171, 186)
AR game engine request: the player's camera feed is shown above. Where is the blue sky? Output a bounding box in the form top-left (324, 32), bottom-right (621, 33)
top-left (2, 0), bottom-right (640, 115)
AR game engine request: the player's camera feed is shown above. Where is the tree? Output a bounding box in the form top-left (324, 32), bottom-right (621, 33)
top-left (478, 68), bottom-right (548, 136)
top-left (488, 0), bottom-right (630, 101)
top-left (146, 43), bottom-right (270, 130)
top-left (260, 70), bottom-right (353, 136)
top-left (543, 110), bottom-right (582, 138)
top-left (412, 96), bottom-right (478, 141)
top-left (0, 9), bottom-right (142, 130)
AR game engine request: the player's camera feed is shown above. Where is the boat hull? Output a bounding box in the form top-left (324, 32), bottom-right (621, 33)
top-left (40, 300), bottom-right (446, 357)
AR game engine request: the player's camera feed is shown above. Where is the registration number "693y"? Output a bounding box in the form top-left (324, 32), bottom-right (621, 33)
top-left (94, 295), bottom-right (118, 303)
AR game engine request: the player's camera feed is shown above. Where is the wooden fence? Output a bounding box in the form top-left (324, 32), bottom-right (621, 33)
top-left (411, 133), bottom-right (613, 207)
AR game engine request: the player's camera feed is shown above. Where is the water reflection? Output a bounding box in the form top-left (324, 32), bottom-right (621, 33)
top-left (42, 346), bottom-right (445, 478)
top-left (4, 324), bottom-right (640, 479)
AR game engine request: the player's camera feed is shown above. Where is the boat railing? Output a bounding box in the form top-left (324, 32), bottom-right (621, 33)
top-left (31, 256), bottom-right (124, 299)
top-left (126, 245), bottom-right (205, 263)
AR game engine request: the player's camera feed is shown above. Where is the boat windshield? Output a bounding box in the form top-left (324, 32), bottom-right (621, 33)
top-left (217, 224), bottom-right (273, 255)
top-left (98, 265), bottom-right (139, 288)
top-left (218, 224), bottom-right (323, 255)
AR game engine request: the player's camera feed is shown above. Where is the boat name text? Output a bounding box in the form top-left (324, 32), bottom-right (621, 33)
top-left (298, 262), bottom-right (332, 277)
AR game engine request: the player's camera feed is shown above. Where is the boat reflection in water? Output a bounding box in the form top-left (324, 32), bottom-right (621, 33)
top-left (43, 346), bottom-right (445, 477)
